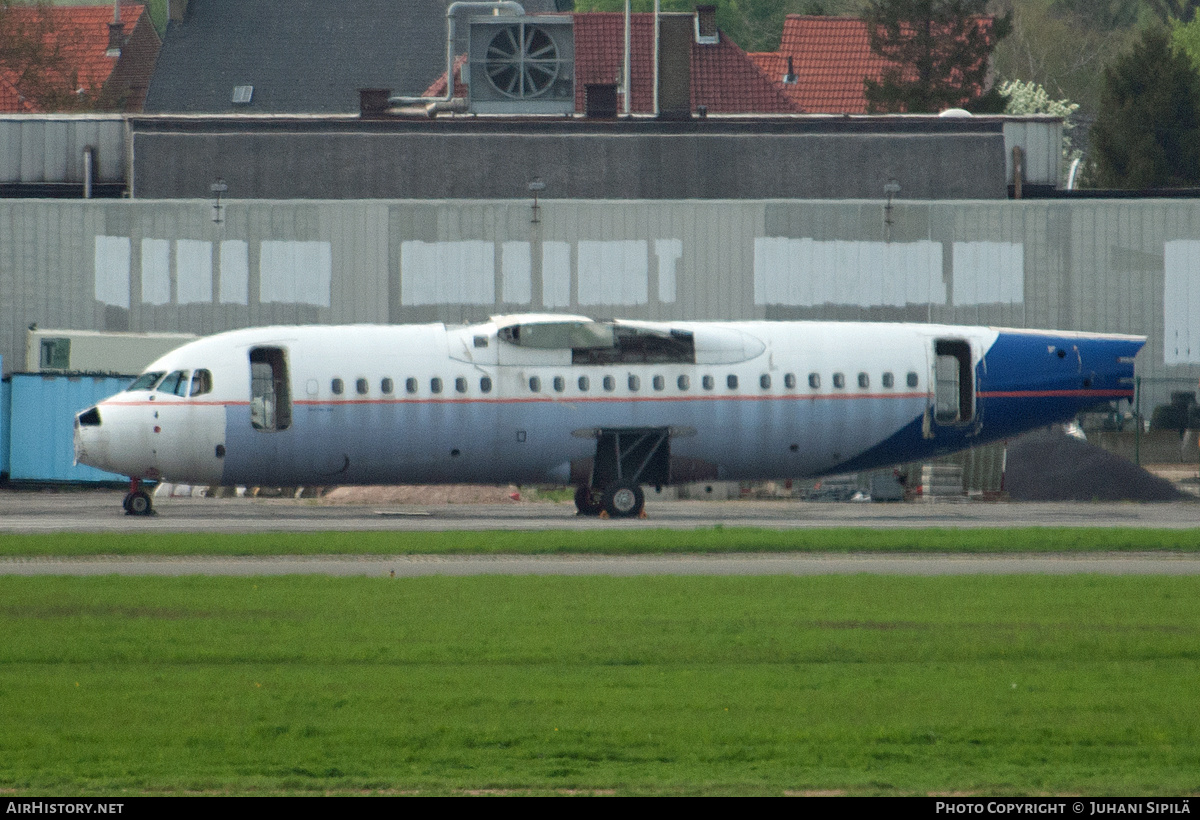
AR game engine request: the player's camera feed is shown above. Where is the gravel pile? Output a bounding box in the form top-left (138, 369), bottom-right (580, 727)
top-left (1004, 429), bottom-right (1189, 502)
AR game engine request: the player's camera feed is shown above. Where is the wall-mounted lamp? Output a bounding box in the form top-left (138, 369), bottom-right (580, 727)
top-left (883, 179), bottom-right (901, 230)
top-left (210, 178), bottom-right (228, 224)
top-left (528, 177), bottom-right (545, 224)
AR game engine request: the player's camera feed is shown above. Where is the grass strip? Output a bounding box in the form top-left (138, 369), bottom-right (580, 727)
top-left (4, 527), bottom-right (1200, 557)
top-left (1, 574), bottom-right (1198, 795)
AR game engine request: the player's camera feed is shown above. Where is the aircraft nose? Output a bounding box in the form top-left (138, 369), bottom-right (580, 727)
top-left (73, 406), bottom-right (101, 466)
top-left (77, 406), bottom-right (102, 427)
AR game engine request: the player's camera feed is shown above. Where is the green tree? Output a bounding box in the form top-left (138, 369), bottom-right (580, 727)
top-left (1090, 27), bottom-right (1200, 188)
top-left (861, 0), bottom-right (1012, 113)
top-left (1172, 7), bottom-right (1200, 67)
top-left (0, 0), bottom-right (95, 111)
top-left (1146, 0), bottom-right (1200, 25)
top-left (992, 0), bottom-right (1140, 128)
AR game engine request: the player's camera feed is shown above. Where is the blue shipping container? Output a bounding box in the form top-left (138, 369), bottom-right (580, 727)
top-left (0, 355), bottom-right (7, 475)
top-left (8, 373), bottom-right (134, 483)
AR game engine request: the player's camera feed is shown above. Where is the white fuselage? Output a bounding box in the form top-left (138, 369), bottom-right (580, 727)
top-left (74, 316), bottom-right (1144, 490)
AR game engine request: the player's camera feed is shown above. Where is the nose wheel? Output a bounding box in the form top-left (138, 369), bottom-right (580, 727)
top-left (123, 480), bottom-right (154, 516)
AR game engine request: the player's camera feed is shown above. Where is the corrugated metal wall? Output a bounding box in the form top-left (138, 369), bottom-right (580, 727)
top-left (0, 116), bottom-right (126, 184)
top-left (1, 197), bottom-right (1199, 412)
top-left (6, 373), bottom-right (132, 482)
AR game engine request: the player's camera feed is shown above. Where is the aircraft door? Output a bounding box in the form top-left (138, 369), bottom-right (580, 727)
top-left (249, 347), bottom-right (292, 432)
top-left (932, 339), bottom-right (975, 426)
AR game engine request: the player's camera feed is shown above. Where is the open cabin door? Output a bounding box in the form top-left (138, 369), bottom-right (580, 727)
top-left (249, 346), bottom-right (291, 432)
top-left (932, 338), bottom-right (975, 426)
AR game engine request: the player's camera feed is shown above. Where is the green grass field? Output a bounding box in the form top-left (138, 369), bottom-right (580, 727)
top-left (5, 527), bottom-right (1200, 556)
top-left (2, 574), bottom-right (1198, 795)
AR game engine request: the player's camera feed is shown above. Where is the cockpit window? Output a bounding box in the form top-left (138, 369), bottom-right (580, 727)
top-left (157, 370), bottom-right (189, 396)
top-left (190, 369), bottom-right (213, 397)
top-left (127, 371), bottom-right (165, 392)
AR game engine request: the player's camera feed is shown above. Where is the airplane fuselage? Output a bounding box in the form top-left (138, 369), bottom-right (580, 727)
top-left (74, 316), bottom-right (1144, 514)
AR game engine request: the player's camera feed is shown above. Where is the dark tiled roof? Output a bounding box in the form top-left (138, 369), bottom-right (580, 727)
top-left (0, 4), bottom-right (157, 112)
top-left (144, 0), bottom-right (556, 114)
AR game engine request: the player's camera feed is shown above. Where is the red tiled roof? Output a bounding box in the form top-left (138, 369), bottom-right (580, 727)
top-left (0, 4), bottom-right (150, 112)
top-left (573, 12), bottom-right (799, 114)
top-left (750, 16), bottom-right (892, 114)
top-left (0, 75), bottom-right (35, 112)
top-left (423, 12), bottom-right (801, 115)
top-left (751, 15), bottom-right (996, 114)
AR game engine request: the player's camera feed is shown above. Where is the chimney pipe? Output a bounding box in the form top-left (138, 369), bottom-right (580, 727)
top-left (106, 0), bottom-right (124, 57)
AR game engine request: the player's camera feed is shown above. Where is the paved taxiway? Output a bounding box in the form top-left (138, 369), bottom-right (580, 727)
top-left (1, 490), bottom-right (1199, 533)
top-left (1, 491), bottom-right (1198, 576)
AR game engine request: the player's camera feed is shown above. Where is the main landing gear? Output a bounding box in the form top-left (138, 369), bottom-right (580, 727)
top-left (573, 428), bottom-right (669, 519)
top-left (122, 478), bottom-right (154, 516)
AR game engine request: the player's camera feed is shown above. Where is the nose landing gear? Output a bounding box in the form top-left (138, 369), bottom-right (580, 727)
top-left (123, 478), bottom-right (154, 516)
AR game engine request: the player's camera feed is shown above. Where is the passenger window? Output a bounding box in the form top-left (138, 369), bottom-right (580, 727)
top-left (628, 375), bottom-right (640, 391)
top-left (406, 377), bottom-right (418, 394)
top-left (678, 374), bottom-right (690, 390)
top-left (907, 372), bottom-right (919, 388)
top-left (603, 376), bottom-right (615, 392)
top-left (529, 376), bottom-right (541, 392)
top-left (858, 372), bottom-right (869, 389)
top-left (653, 375), bottom-right (665, 391)
top-left (331, 378), bottom-right (344, 395)
top-left (784, 373), bottom-right (796, 389)
top-left (480, 376), bottom-right (493, 393)
top-left (702, 375), bottom-right (714, 390)
top-left (431, 377), bottom-right (442, 394)
top-left (808, 373), bottom-right (820, 389)
top-left (578, 375), bottom-right (590, 391)
top-left (190, 369), bottom-right (213, 396)
top-left (553, 376), bottom-right (565, 392)
top-left (381, 377), bottom-right (394, 394)
top-left (882, 372), bottom-right (894, 388)
top-left (833, 373), bottom-right (845, 389)
top-left (727, 374), bottom-right (739, 389)
top-left (760, 374), bottom-right (771, 389)
top-left (356, 378), bottom-right (369, 395)
top-left (456, 377), bottom-right (468, 394)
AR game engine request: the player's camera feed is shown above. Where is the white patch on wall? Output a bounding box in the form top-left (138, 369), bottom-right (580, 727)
top-left (753, 239), bottom-right (945, 307)
top-left (577, 240), bottom-right (648, 305)
top-left (219, 240), bottom-right (249, 305)
top-left (1164, 240), bottom-right (1200, 363)
top-left (501, 241), bottom-right (531, 304)
top-left (542, 241), bottom-right (571, 308)
top-left (93, 236), bottom-right (130, 308)
top-left (140, 238), bottom-right (171, 306)
top-left (175, 240), bottom-right (213, 305)
top-left (655, 239), bottom-right (682, 303)
top-left (400, 240), bottom-right (494, 305)
top-left (952, 241), bottom-right (1024, 305)
top-left (260, 241), bottom-right (332, 307)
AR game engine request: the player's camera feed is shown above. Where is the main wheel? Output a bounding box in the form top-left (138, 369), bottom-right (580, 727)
top-left (574, 485), bottom-right (603, 516)
top-left (602, 482), bottom-right (644, 518)
top-left (125, 490), bottom-right (153, 516)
